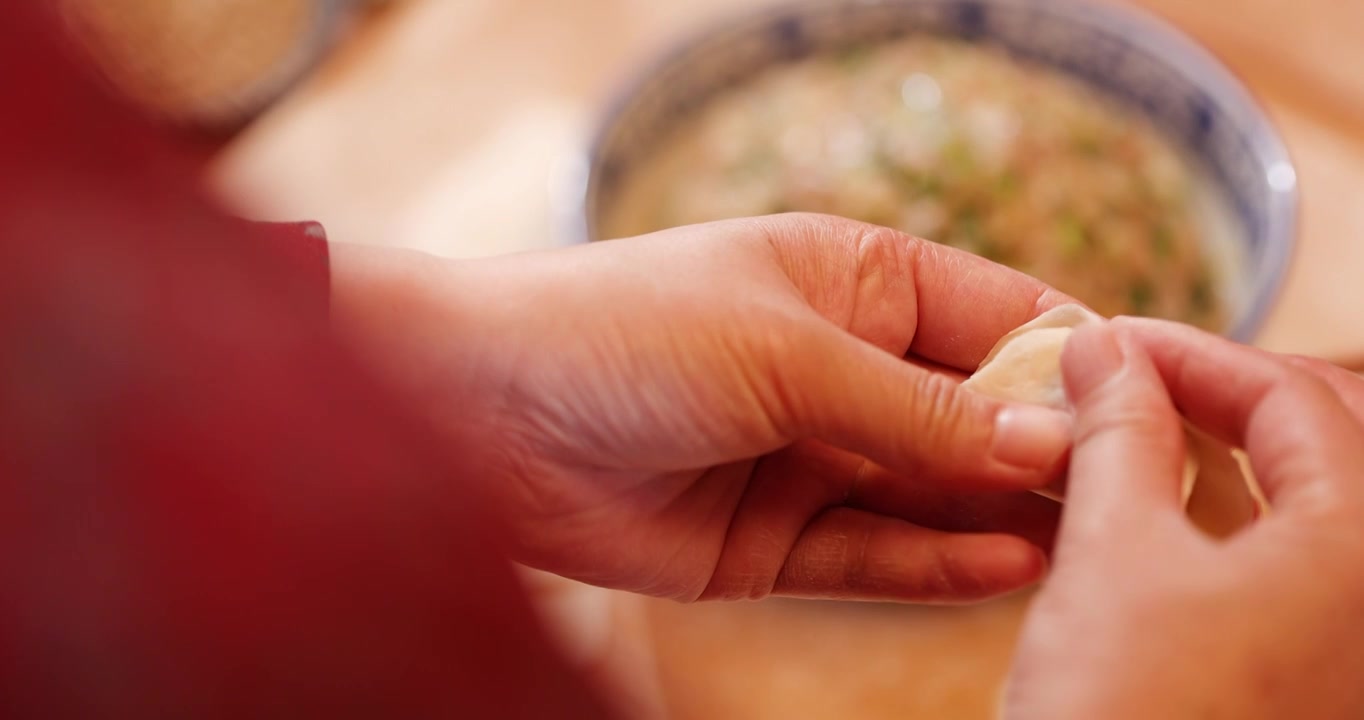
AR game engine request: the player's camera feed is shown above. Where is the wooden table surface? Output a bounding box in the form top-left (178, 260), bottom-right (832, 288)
top-left (211, 1), bottom-right (1364, 717)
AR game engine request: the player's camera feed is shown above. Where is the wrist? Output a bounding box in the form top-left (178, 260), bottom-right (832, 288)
top-left (328, 242), bottom-right (502, 444)
top-left (329, 241), bottom-right (446, 352)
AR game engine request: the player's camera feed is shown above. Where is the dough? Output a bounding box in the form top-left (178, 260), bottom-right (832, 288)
top-left (963, 304), bottom-right (1103, 410)
top-left (963, 305), bottom-right (1261, 536)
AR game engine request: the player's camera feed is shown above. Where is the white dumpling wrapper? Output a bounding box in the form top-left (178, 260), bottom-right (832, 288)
top-left (962, 304), bottom-right (1261, 535)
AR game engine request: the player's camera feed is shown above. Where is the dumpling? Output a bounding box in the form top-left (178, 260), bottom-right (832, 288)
top-left (963, 304), bottom-right (1103, 411)
top-left (962, 304), bottom-right (1261, 537)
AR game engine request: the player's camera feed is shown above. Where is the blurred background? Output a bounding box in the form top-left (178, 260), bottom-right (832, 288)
top-left (67, 0), bottom-right (1364, 717)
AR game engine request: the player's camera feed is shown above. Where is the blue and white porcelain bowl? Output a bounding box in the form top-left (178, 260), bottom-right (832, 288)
top-left (574, 0), bottom-right (1297, 342)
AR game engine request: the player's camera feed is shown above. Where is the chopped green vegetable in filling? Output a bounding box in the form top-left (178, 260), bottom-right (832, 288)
top-left (1129, 280), bottom-right (1155, 314)
top-left (836, 44), bottom-right (873, 70)
top-left (612, 37), bottom-right (1232, 331)
top-left (1190, 274), bottom-right (1214, 315)
top-left (994, 171), bottom-right (1020, 199)
top-left (1153, 222), bottom-right (1175, 259)
top-left (1057, 214), bottom-right (1088, 259)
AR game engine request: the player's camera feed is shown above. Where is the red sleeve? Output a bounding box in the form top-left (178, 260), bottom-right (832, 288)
top-left (245, 220), bottom-right (332, 324)
top-left (0, 7), bottom-right (615, 719)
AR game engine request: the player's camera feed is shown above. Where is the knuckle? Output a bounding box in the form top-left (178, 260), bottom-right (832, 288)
top-left (854, 223), bottom-right (917, 254)
top-left (1280, 354), bottom-right (1354, 389)
top-left (700, 571), bottom-right (775, 602)
top-left (913, 545), bottom-right (998, 602)
top-left (852, 226), bottom-right (918, 290)
top-left (916, 549), bottom-right (965, 599)
top-left (1032, 286), bottom-right (1078, 318)
top-left (772, 508), bottom-right (865, 599)
top-left (1269, 360), bottom-right (1315, 389)
top-left (896, 371), bottom-right (983, 475)
top-left (945, 554), bottom-right (999, 601)
top-left (760, 211), bottom-right (860, 246)
top-left (1282, 364), bottom-right (1337, 400)
top-left (1074, 401), bottom-right (1177, 449)
top-left (907, 370), bottom-right (979, 440)
top-left (1255, 363), bottom-right (1347, 422)
top-left (1248, 357), bottom-right (1325, 400)
top-left (842, 515), bottom-right (876, 589)
top-left (852, 229), bottom-right (894, 285)
top-left (1283, 354), bottom-right (1332, 375)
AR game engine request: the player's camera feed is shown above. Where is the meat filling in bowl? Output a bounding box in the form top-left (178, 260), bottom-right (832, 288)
top-left (602, 38), bottom-right (1242, 329)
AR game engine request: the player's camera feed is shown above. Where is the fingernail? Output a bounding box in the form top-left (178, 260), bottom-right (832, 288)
top-left (991, 405), bottom-right (1072, 470)
top-left (1065, 325), bottom-right (1128, 402)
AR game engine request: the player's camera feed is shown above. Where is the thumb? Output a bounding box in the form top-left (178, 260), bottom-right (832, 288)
top-left (783, 327), bottom-right (1071, 490)
top-left (1059, 323), bottom-right (1187, 541)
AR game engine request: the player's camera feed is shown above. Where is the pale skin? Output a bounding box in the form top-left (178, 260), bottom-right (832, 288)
top-left (331, 214), bottom-right (1364, 716)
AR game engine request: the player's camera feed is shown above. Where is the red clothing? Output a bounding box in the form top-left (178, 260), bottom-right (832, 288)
top-left (0, 6), bottom-right (610, 718)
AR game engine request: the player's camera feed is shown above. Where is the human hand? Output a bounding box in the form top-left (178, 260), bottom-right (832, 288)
top-left (333, 214), bottom-right (1074, 603)
top-left (1003, 318), bottom-right (1364, 719)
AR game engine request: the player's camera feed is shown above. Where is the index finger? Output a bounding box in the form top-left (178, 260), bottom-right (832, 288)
top-left (907, 239), bottom-right (1082, 370)
top-left (1283, 354), bottom-right (1364, 423)
top-left (1116, 317), bottom-right (1364, 510)
top-left (1059, 323), bottom-right (1189, 543)
top-left (754, 213), bottom-right (1082, 371)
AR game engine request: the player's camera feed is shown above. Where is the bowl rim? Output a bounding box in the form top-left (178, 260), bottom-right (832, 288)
top-left (567, 0), bottom-right (1299, 343)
